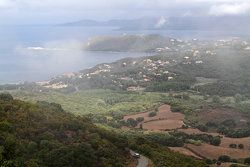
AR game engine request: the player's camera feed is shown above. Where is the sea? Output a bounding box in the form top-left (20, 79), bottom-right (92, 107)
top-left (0, 25), bottom-right (249, 84)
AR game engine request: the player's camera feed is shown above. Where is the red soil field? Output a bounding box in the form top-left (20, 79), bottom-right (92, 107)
top-left (168, 147), bottom-right (203, 159)
top-left (123, 105), bottom-right (184, 131)
top-left (186, 143), bottom-right (250, 159)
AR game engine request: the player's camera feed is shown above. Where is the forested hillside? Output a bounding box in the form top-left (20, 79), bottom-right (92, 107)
top-left (0, 93), bottom-right (206, 167)
top-left (84, 34), bottom-right (180, 52)
top-left (0, 93), bottom-right (131, 167)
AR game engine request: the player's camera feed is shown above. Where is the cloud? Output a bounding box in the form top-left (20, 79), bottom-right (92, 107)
top-left (155, 16), bottom-right (168, 28)
top-left (1, 0), bottom-right (250, 24)
top-left (14, 39), bottom-right (86, 75)
top-left (209, 2), bottom-right (250, 16)
top-left (0, 0), bottom-right (14, 9)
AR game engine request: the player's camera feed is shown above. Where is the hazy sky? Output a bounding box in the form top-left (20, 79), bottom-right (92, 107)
top-left (1, 0), bottom-right (250, 25)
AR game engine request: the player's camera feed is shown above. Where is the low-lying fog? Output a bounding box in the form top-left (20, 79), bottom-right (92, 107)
top-left (0, 25), bottom-right (249, 84)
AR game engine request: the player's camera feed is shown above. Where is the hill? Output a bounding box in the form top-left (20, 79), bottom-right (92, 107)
top-left (84, 34), bottom-right (179, 52)
top-left (0, 93), bottom-right (207, 167)
top-left (31, 37), bottom-right (250, 98)
top-left (0, 93), bottom-right (131, 167)
top-left (60, 16), bottom-right (250, 31)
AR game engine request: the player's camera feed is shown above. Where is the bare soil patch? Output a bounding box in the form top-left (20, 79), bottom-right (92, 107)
top-left (123, 105), bottom-right (185, 131)
top-left (168, 147), bottom-right (203, 159)
top-left (178, 128), bottom-right (250, 150)
top-left (210, 163), bottom-right (248, 167)
top-left (220, 137), bottom-right (250, 150)
top-left (197, 107), bottom-right (250, 127)
top-left (186, 143), bottom-right (250, 159)
top-left (143, 120), bottom-right (184, 130)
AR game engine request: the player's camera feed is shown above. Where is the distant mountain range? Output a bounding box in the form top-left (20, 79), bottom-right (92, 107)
top-left (60, 16), bottom-right (250, 31)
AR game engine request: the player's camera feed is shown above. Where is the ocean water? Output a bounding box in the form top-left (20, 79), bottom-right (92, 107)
top-left (0, 26), bottom-right (147, 83)
top-left (0, 25), bottom-right (248, 83)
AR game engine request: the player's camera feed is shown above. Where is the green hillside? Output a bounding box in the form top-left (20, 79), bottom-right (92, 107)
top-left (0, 93), bottom-right (206, 167)
top-left (0, 93), bottom-right (131, 167)
top-left (84, 34), bottom-right (179, 52)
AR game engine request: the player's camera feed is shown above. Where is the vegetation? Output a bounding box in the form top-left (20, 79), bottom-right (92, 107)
top-left (85, 34), bottom-right (180, 52)
top-left (11, 89), bottom-right (164, 115)
top-left (218, 155), bottom-right (232, 162)
top-left (148, 111), bottom-right (157, 117)
top-left (244, 157), bottom-right (250, 164)
top-left (170, 132), bottom-right (221, 146)
top-left (1, 38), bottom-right (250, 166)
top-left (130, 137), bottom-right (206, 167)
top-left (0, 94), bottom-right (131, 167)
top-left (0, 93), bottom-right (209, 166)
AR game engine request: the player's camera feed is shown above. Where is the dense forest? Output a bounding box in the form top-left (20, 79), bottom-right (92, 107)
top-left (0, 93), bottom-right (131, 167)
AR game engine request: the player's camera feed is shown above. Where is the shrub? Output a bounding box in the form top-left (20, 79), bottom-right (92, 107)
top-left (244, 157), bottom-right (250, 164)
top-left (187, 139), bottom-right (202, 146)
top-left (234, 93), bottom-right (243, 103)
top-left (238, 144), bottom-right (244, 149)
top-left (25, 159), bottom-right (39, 167)
top-left (206, 122), bottom-right (217, 127)
top-left (218, 155), bottom-right (231, 162)
top-left (229, 143), bottom-right (237, 148)
top-left (205, 159), bottom-right (213, 165)
top-left (136, 117), bottom-right (144, 122)
top-left (148, 111), bottom-right (157, 117)
top-left (0, 93), bottom-right (13, 101)
top-left (210, 136), bottom-right (221, 146)
top-left (127, 118), bottom-right (138, 127)
top-left (0, 121), bottom-right (12, 132)
top-left (196, 124), bottom-right (208, 132)
top-left (212, 95), bottom-right (221, 103)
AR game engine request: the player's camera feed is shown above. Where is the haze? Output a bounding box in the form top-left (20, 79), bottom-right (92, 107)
top-left (1, 0), bottom-right (250, 25)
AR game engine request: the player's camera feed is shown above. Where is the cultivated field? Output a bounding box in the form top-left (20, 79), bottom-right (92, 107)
top-left (124, 104), bottom-right (184, 131)
top-left (168, 147), bottom-right (203, 159)
top-left (220, 137), bottom-right (250, 150)
top-left (186, 143), bottom-right (250, 159)
top-left (179, 128), bottom-right (250, 150)
top-left (196, 107), bottom-right (249, 127)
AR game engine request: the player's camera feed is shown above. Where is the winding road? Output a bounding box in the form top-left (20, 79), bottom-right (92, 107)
top-left (130, 150), bottom-right (149, 167)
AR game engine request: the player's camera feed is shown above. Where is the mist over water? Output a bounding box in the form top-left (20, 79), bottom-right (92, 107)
top-left (0, 25), bottom-right (249, 84)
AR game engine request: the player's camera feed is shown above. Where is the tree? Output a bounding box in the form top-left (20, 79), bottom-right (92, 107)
top-left (0, 93), bottom-right (13, 102)
top-left (234, 93), bottom-right (243, 103)
top-left (25, 159), bottom-right (39, 167)
top-left (212, 95), bottom-right (221, 103)
top-left (210, 136), bottom-right (221, 146)
top-left (127, 118), bottom-right (138, 127)
top-left (205, 159), bottom-right (213, 165)
top-left (196, 124), bottom-right (208, 132)
top-left (27, 142), bottom-right (38, 153)
top-left (221, 119), bottom-right (236, 128)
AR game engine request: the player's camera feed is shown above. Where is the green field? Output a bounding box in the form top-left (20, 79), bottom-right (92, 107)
top-left (10, 89), bottom-right (166, 115)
